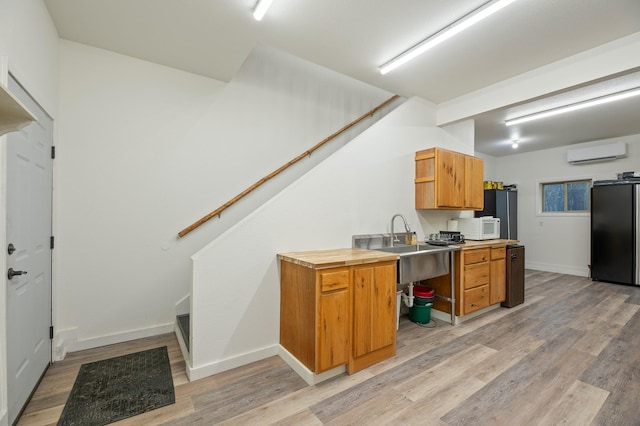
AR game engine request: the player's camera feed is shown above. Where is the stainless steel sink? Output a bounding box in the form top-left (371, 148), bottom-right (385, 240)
top-left (353, 234), bottom-right (460, 284)
top-left (378, 244), bottom-right (452, 284)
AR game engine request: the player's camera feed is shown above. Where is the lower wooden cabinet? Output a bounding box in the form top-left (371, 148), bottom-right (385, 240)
top-left (425, 243), bottom-right (510, 318)
top-left (280, 259), bottom-right (396, 375)
top-left (462, 248), bottom-right (490, 315)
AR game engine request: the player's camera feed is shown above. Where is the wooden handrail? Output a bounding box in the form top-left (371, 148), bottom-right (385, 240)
top-left (178, 94), bottom-right (400, 238)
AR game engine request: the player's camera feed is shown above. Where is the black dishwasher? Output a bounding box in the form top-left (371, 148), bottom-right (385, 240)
top-left (503, 244), bottom-right (525, 308)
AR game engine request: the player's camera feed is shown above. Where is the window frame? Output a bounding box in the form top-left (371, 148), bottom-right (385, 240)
top-left (536, 177), bottom-right (592, 217)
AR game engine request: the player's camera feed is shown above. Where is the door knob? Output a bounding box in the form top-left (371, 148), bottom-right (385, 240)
top-left (7, 243), bottom-right (15, 255)
top-left (7, 268), bottom-right (27, 280)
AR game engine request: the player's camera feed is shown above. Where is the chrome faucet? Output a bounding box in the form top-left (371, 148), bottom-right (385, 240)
top-left (391, 214), bottom-right (411, 245)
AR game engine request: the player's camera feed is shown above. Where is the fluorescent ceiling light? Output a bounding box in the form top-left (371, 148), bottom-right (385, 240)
top-left (253, 0), bottom-right (273, 21)
top-left (379, 0), bottom-right (519, 75)
top-left (505, 87), bottom-right (640, 126)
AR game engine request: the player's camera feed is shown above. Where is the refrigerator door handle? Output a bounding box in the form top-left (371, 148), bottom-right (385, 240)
top-left (506, 192), bottom-right (511, 239)
top-left (636, 184), bottom-right (639, 285)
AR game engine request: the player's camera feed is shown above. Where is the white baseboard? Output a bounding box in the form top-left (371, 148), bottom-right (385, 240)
top-left (277, 345), bottom-right (345, 386)
top-left (53, 328), bottom-right (77, 361)
top-left (525, 262), bottom-right (588, 277)
top-left (187, 344), bottom-right (279, 382)
top-left (53, 323), bottom-right (175, 361)
top-left (430, 308), bottom-right (456, 324)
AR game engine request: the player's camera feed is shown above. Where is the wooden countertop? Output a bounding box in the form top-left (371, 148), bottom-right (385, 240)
top-left (278, 248), bottom-right (399, 270)
top-left (457, 239), bottom-right (519, 250)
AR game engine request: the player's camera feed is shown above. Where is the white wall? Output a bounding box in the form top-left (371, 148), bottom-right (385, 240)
top-left (0, 1), bottom-right (58, 424)
top-left (189, 97), bottom-right (474, 379)
top-left (54, 41), bottom-right (226, 353)
top-left (54, 41), bottom-right (396, 354)
top-left (493, 134), bottom-right (640, 276)
top-left (475, 151), bottom-right (497, 181)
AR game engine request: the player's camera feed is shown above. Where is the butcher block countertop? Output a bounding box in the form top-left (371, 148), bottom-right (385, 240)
top-left (278, 248), bottom-right (399, 270)
top-left (458, 239), bottom-right (518, 249)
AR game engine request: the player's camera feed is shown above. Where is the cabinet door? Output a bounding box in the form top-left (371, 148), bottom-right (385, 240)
top-left (464, 155), bottom-right (484, 209)
top-left (490, 257), bottom-right (506, 305)
top-left (317, 288), bottom-right (349, 373)
top-left (436, 149), bottom-right (465, 208)
top-left (352, 263), bottom-right (396, 358)
top-left (415, 148), bottom-right (435, 209)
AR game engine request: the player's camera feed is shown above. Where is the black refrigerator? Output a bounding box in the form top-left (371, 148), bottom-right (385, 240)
top-left (475, 189), bottom-right (517, 239)
top-left (591, 180), bottom-right (640, 286)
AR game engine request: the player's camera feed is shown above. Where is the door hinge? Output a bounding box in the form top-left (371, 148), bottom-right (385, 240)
top-left (50, 236), bottom-right (54, 250)
top-left (51, 146), bottom-right (56, 159)
top-left (49, 326), bottom-right (54, 339)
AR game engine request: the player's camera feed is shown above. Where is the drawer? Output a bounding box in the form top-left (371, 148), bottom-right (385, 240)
top-left (491, 247), bottom-right (506, 260)
top-left (464, 249), bottom-right (489, 265)
top-left (320, 269), bottom-right (349, 292)
top-left (464, 285), bottom-right (489, 314)
top-left (463, 262), bottom-right (490, 289)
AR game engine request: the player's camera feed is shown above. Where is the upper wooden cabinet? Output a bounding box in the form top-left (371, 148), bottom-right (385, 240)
top-left (415, 147), bottom-right (484, 210)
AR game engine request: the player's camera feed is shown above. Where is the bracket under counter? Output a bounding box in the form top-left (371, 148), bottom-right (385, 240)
top-left (429, 250), bottom-right (457, 325)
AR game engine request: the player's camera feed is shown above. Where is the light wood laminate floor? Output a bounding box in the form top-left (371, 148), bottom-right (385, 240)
top-left (17, 270), bottom-right (640, 425)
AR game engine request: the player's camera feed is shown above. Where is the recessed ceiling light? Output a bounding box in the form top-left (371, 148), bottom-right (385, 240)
top-left (379, 0), bottom-right (519, 75)
top-left (512, 141), bottom-right (519, 149)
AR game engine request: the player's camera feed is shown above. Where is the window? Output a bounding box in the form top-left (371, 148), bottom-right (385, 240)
top-left (542, 180), bottom-right (591, 212)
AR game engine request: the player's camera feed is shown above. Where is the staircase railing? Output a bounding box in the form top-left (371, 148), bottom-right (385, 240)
top-left (177, 94), bottom-right (400, 238)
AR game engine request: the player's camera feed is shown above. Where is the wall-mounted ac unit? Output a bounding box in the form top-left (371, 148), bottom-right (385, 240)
top-left (566, 142), bottom-right (627, 165)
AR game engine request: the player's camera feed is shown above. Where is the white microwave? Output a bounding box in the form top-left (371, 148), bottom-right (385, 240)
top-left (457, 217), bottom-right (500, 240)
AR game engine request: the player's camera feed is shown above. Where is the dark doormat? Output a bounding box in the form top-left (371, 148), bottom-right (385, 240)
top-left (58, 346), bottom-right (175, 426)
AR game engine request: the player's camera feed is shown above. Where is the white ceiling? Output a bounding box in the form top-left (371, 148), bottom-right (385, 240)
top-left (43, 0), bottom-right (640, 156)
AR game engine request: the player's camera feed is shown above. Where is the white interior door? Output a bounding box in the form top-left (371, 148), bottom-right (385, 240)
top-left (6, 75), bottom-right (53, 424)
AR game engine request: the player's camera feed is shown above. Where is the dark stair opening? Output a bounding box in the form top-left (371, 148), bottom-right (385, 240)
top-left (177, 314), bottom-right (190, 352)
